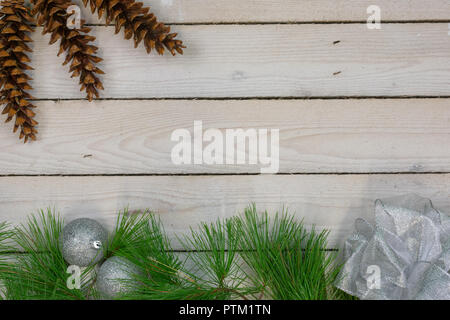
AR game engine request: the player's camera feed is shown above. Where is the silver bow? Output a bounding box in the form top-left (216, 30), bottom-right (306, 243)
top-left (336, 195), bottom-right (450, 300)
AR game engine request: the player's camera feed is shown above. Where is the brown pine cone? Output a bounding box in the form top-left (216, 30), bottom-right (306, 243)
top-left (32, 0), bottom-right (104, 101)
top-left (0, 0), bottom-right (38, 143)
top-left (82, 0), bottom-right (185, 55)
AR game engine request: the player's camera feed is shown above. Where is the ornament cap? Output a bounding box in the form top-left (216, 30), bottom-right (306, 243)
top-left (92, 240), bottom-right (102, 249)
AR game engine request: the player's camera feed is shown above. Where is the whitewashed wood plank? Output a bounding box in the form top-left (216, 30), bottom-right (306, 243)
top-left (69, 0), bottom-right (450, 24)
top-left (0, 174), bottom-right (448, 249)
top-left (29, 24), bottom-right (450, 99)
top-left (0, 99), bottom-right (449, 174)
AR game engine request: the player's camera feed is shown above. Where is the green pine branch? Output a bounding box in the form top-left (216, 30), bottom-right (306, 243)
top-left (234, 204), bottom-right (344, 300)
top-left (0, 221), bottom-right (12, 299)
top-left (0, 206), bottom-right (356, 300)
top-left (0, 209), bottom-right (90, 300)
top-left (106, 210), bottom-right (189, 300)
top-left (179, 218), bottom-right (259, 300)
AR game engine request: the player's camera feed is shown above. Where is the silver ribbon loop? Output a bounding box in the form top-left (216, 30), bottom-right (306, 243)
top-left (336, 195), bottom-right (450, 300)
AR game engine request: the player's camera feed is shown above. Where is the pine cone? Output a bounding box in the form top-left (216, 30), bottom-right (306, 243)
top-left (32, 0), bottom-right (104, 101)
top-left (0, 0), bottom-right (38, 143)
top-left (82, 0), bottom-right (185, 55)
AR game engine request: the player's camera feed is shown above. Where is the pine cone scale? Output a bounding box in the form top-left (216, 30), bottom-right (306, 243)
top-left (1, 0), bottom-right (183, 143)
top-left (32, 0), bottom-right (104, 101)
top-left (83, 0), bottom-right (184, 55)
top-left (0, 0), bottom-right (37, 142)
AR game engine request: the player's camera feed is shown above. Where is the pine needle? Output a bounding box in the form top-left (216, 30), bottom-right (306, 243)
top-left (0, 209), bottom-right (91, 300)
top-left (105, 210), bottom-right (189, 300)
top-left (0, 207), bottom-right (356, 300)
top-left (180, 219), bottom-right (258, 300)
top-left (235, 204), bottom-right (344, 300)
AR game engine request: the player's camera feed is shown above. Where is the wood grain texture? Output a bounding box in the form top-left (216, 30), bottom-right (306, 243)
top-left (1, 99), bottom-right (450, 174)
top-left (69, 0), bottom-right (450, 24)
top-left (29, 24), bottom-right (450, 99)
top-left (0, 174), bottom-right (448, 249)
top-left (1, 2), bottom-right (448, 258)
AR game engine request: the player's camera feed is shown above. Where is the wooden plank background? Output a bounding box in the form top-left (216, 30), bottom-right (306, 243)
top-left (72, 0), bottom-right (450, 23)
top-left (1, 174), bottom-right (449, 249)
top-left (31, 24), bottom-right (450, 98)
top-left (1, 1), bottom-right (449, 250)
top-left (0, 99), bottom-right (449, 175)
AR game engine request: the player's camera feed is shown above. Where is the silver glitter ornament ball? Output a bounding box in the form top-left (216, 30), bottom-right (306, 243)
top-left (96, 256), bottom-right (143, 299)
top-left (60, 218), bottom-right (108, 267)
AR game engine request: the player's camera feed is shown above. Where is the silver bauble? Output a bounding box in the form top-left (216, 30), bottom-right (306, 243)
top-left (60, 218), bottom-right (108, 267)
top-left (96, 256), bottom-right (143, 299)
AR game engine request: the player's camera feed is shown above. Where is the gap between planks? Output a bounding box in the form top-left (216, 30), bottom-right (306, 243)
top-left (29, 96), bottom-right (450, 102)
top-left (83, 21), bottom-right (450, 26)
top-left (1, 172), bottom-right (450, 177)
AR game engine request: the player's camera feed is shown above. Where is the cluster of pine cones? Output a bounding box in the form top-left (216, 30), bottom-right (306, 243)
top-left (0, 0), bottom-right (184, 142)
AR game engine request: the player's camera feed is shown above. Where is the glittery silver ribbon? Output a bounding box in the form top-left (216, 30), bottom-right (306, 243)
top-left (336, 195), bottom-right (450, 300)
